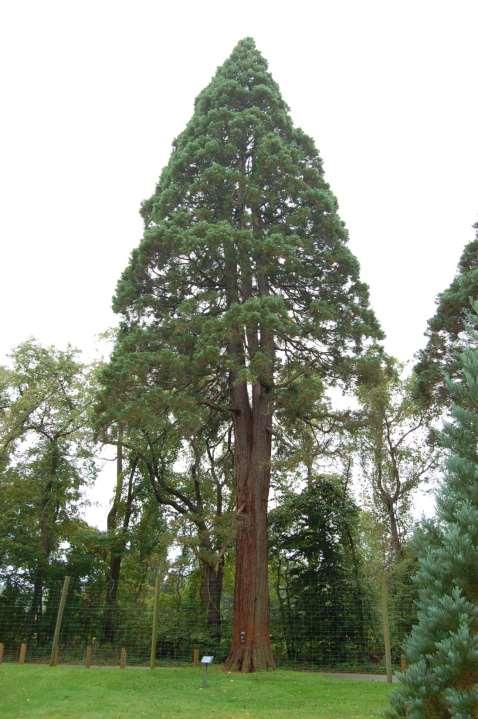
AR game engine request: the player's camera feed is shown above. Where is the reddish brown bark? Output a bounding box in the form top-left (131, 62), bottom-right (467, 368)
top-left (224, 382), bottom-right (275, 671)
top-left (222, 225), bottom-right (275, 671)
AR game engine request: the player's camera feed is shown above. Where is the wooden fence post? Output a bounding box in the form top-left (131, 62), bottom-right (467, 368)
top-left (150, 572), bottom-right (160, 669)
top-left (85, 645), bottom-right (92, 668)
top-left (120, 647), bottom-right (127, 669)
top-left (0, 642), bottom-right (4, 664)
top-left (50, 575), bottom-right (71, 666)
top-left (19, 643), bottom-right (27, 664)
top-left (192, 646), bottom-right (199, 666)
top-left (381, 572), bottom-right (393, 684)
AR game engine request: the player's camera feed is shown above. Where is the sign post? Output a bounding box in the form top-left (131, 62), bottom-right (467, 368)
top-left (201, 655), bottom-right (214, 688)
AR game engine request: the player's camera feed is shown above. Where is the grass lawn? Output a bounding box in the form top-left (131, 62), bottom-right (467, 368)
top-left (0, 664), bottom-right (393, 718)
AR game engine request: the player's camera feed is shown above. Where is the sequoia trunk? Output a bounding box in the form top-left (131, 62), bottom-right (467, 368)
top-left (225, 385), bottom-right (275, 671)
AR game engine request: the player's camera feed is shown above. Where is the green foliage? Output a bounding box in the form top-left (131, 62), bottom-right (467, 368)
top-left (96, 371), bottom-right (235, 644)
top-left (269, 477), bottom-right (373, 666)
top-left (414, 222), bottom-right (478, 408)
top-left (358, 510), bottom-right (418, 667)
top-left (388, 328), bottom-right (478, 717)
top-left (357, 353), bottom-right (437, 559)
top-left (104, 36), bottom-right (381, 438)
top-left (0, 340), bottom-right (96, 592)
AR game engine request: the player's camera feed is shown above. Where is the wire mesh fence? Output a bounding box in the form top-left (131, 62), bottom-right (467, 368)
top-left (0, 572), bottom-right (416, 675)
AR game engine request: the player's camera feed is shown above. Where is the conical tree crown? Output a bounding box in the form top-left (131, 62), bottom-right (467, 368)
top-left (138, 37), bottom-right (293, 228)
top-left (110, 38), bottom-right (380, 427)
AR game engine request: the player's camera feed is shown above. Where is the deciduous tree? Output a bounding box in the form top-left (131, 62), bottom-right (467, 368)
top-left (0, 341), bottom-right (96, 627)
top-left (357, 356), bottom-right (437, 559)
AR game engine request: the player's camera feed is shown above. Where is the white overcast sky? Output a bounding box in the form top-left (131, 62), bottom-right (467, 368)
top-left (1, 1), bottom-right (477, 527)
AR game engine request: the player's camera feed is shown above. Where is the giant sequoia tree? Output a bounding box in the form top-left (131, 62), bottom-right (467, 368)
top-left (111, 38), bottom-right (381, 670)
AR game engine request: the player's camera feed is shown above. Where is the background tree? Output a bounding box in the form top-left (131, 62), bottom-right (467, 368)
top-left (95, 382), bottom-right (235, 645)
top-left (0, 340), bottom-right (96, 633)
top-left (357, 355), bottom-right (437, 559)
top-left (144, 426), bottom-right (235, 644)
top-left (415, 221), bottom-right (478, 407)
top-left (356, 355), bottom-right (438, 675)
top-left (100, 426), bottom-right (155, 643)
top-left (269, 475), bottom-right (371, 667)
top-left (109, 37), bottom-right (381, 670)
top-left (388, 316), bottom-right (478, 718)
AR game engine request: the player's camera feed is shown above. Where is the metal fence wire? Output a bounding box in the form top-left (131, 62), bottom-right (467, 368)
top-left (0, 573), bottom-right (415, 675)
